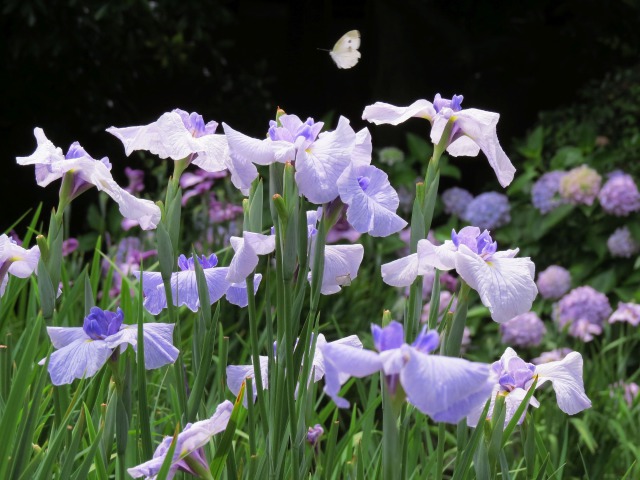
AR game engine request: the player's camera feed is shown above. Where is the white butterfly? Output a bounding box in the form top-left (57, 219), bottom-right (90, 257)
top-left (329, 30), bottom-right (361, 69)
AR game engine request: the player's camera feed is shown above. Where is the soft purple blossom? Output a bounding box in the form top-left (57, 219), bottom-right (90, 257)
top-left (607, 226), bottom-right (640, 258)
top-left (124, 167), bottom-right (145, 194)
top-left (559, 165), bottom-right (601, 206)
top-left (553, 286), bottom-right (611, 341)
top-left (609, 302), bottom-right (640, 326)
top-left (536, 265), bottom-right (571, 300)
top-left (107, 109), bottom-right (229, 174)
top-left (363, 94), bottom-right (516, 187)
top-left (382, 227), bottom-right (537, 323)
top-left (532, 171), bottom-right (567, 214)
top-left (609, 381), bottom-right (639, 407)
top-left (17, 128), bottom-right (161, 230)
top-left (307, 424), bottom-right (324, 447)
top-left (128, 400), bottom-right (233, 480)
top-left (500, 312), bottom-right (546, 347)
top-left (209, 197), bottom-right (243, 223)
top-left (463, 192), bottom-right (511, 230)
top-left (0, 234), bottom-right (40, 297)
top-left (225, 232), bottom-right (276, 284)
top-left (180, 170), bottom-right (227, 205)
top-left (467, 347), bottom-right (591, 427)
top-left (40, 307), bottom-right (178, 385)
top-left (61, 238), bottom-right (79, 257)
top-left (321, 321), bottom-right (494, 423)
top-left (442, 187), bottom-right (474, 218)
top-left (531, 348), bottom-right (573, 365)
top-left (598, 171), bottom-right (640, 216)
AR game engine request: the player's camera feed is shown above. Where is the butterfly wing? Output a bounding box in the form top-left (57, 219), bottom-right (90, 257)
top-left (330, 30), bottom-right (361, 69)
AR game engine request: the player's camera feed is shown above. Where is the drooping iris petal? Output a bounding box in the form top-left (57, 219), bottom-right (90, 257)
top-left (351, 128), bottom-right (373, 168)
top-left (399, 346), bottom-right (493, 423)
top-left (380, 253), bottom-right (420, 287)
top-left (225, 274), bottom-right (262, 307)
top-left (312, 334), bottom-right (363, 382)
top-left (337, 164), bottom-right (407, 237)
top-left (222, 122), bottom-right (272, 193)
top-left (226, 356), bottom-right (269, 402)
top-left (295, 116), bottom-right (355, 204)
top-left (46, 338), bottom-right (113, 386)
top-left (454, 245), bottom-right (537, 323)
top-left (105, 323), bottom-right (179, 369)
top-left (310, 244), bottom-right (364, 295)
top-left (362, 99), bottom-right (436, 125)
top-left (534, 351), bottom-right (592, 415)
top-left (226, 233), bottom-right (276, 284)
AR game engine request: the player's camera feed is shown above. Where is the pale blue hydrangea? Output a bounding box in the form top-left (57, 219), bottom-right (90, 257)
top-left (531, 171), bottom-right (567, 214)
top-left (607, 226), bottom-right (640, 258)
top-left (500, 312), bottom-right (546, 347)
top-left (463, 192), bottom-right (511, 230)
top-left (442, 187), bottom-right (474, 218)
top-left (536, 265), bottom-right (571, 300)
top-left (598, 172), bottom-right (640, 216)
top-left (559, 165), bottom-right (601, 206)
top-left (553, 286), bottom-right (611, 342)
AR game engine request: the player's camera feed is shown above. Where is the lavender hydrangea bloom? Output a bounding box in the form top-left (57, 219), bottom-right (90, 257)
top-left (321, 321), bottom-right (493, 423)
top-left (0, 234), bottom-right (40, 297)
top-left (40, 307), bottom-right (178, 385)
top-left (609, 302), bottom-right (640, 326)
top-left (363, 94), bottom-right (516, 187)
top-left (467, 347), bottom-right (591, 427)
top-left (382, 227), bottom-right (537, 323)
top-left (532, 348), bottom-right (573, 365)
top-left (607, 226), bottom-right (640, 258)
top-left (128, 400), bottom-right (233, 480)
top-left (442, 187), bottom-right (474, 218)
top-left (463, 192), bottom-right (511, 230)
top-left (597, 171), bottom-right (640, 216)
top-left (536, 265), bottom-right (571, 300)
top-left (500, 312), bottom-right (546, 348)
top-left (553, 286), bottom-right (611, 341)
top-left (107, 109), bottom-right (229, 174)
top-left (531, 171), bottom-right (567, 214)
top-left (559, 165), bottom-right (601, 206)
top-left (16, 129), bottom-right (161, 230)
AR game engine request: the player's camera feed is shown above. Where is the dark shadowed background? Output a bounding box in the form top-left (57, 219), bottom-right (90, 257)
top-left (2, 0), bottom-right (639, 233)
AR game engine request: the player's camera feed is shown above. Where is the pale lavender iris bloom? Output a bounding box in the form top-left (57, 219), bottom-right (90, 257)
top-left (180, 169), bottom-right (227, 205)
top-left (16, 128), bottom-right (161, 230)
top-left (0, 234), bottom-right (40, 297)
top-left (107, 109), bottom-right (229, 174)
top-left (136, 253), bottom-right (261, 314)
top-left (362, 94), bottom-right (516, 187)
top-left (467, 347), bottom-right (591, 428)
top-left (227, 334), bottom-right (363, 403)
top-left (128, 400), bottom-right (233, 480)
top-left (40, 307), bottom-right (178, 386)
top-left (321, 321), bottom-right (494, 423)
top-left (225, 232), bottom-right (276, 284)
top-left (381, 226), bottom-right (537, 323)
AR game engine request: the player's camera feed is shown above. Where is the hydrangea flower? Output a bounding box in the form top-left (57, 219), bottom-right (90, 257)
top-left (227, 334), bottom-right (363, 403)
top-left (500, 312), bottom-right (546, 347)
top-left (107, 109), bottom-right (229, 174)
top-left (441, 187), bottom-right (474, 218)
top-left (467, 347), bottom-right (591, 427)
top-left (463, 192), bottom-right (511, 230)
top-left (0, 234), bottom-right (40, 297)
top-left (16, 128), bottom-right (161, 230)
top-left (382, 227), bottom-right (537, 323)
top-left (136, 253), bottom-right (260, 314)
top-left (609, 302), bottom-right (640, 326)
top-left (597, 171), bottom-right (640, 216)
top-left (559, 165), bottom-right (601, 206)
top-left (128, 400), bottom-right (233, 480)
top-left (362, 94), bottom-right (516, 187)
top-left (321, 321), bottom-right (494, 423)
top-left (531, 348), bottom-right (573, 365)
top-left (553, 286), bottom-right (611, 341)
top-left (536, 265), bottom-right (571, 300)
top-left (607, 226), bottom-right (640, 258)
top-left (40, 307), bottom-right (178, 385)
top-left (531, 171), bottom-right (567, 214)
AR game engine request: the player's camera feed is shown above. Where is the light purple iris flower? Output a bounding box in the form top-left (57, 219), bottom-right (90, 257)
top-left (0, 234), bottom-right (40, 297)
top-left (39, 307), bottom-right (178, 386)
top-left (128, 400), bottom-right (233, 480)
top-left (609, 302), bottom-right (640, 326)
top-left (227, 334), bottom-right (363, 403)
top-left (225, 232), bottom-right (276, 284)
top-left (321, 321), bottom-right (493, 423)
top-left (180, 169), bottom-right (227, 205)
top-left (107, 109), bottom-right (228, 174)
top-left (467, 347), bottom-right (591, 428)
top-left (223, 114), bottom-right (356, 200)
top-left (16, 129), bottom-right (161, 230)
top-left (136, 253), bottom-right (261, 314)
top-left (362, 94), bottom-right (516, 187)
top-left (381, 227), bottom-right (537, 323)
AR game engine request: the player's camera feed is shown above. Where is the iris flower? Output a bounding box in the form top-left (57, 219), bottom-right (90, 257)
top-left (0, 234), bottom-right (40, 297)
top-left (382, 227), bottom-right (537, 323)
top-left (17, 128), bottom-right (161, 230)
top-left (40, 307), bottom-right (178, 385)
top-left (362, 94), bottom-right (516, 187)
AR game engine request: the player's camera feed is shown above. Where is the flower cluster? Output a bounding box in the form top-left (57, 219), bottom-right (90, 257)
top-left (463, 191), bottom-right (511, 230)
top-left (500, 312), bottom-right (546, 347)
top-left (531, 171), bottom-right (567, 214)
top-left (536, 265), bottom-right (571, 300)
top-left (559, 165), bottom-right (601, 206)
top-left (607, 226), bottom-right (640, 258)
top-left (553, 286), bottom-right (611, 341)
top-left (442, 187), bottom-right (474, 218)
top-left (597, 171), bottom-right (640, 216)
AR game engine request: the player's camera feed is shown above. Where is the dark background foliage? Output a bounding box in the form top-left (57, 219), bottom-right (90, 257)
top-left (2, 0), bottom-right (640, 232)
